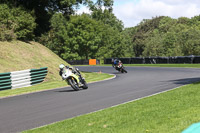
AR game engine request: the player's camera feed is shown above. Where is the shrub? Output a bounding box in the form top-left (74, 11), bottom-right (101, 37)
top-left (0, 4), bottom-right (36, 41)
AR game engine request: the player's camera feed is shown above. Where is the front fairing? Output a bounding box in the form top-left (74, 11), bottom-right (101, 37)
top-left (117, 63), bottom-right (123, 68)
top-left (62, 68), bottom-right (80, 83)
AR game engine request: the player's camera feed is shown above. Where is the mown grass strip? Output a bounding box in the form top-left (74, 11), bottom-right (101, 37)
top-left (0, 72), bottom-right (113, 98)
top-left (23, 82), bottom-right (200, 133)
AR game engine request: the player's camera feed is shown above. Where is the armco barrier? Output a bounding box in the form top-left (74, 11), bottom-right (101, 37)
top-left (67, 59), bottom-right (89, 65)
top-left (66, 59), bottom-right (100, 65)
top-left (193, 56), bottom-right (200, 63)
top-left (0, 67), bottom-right (48, 91)
top-left (104, 56), bottom-right (200, 64)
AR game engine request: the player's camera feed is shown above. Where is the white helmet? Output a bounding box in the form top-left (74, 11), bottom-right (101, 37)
top-left (59, 64), bottom-right (65, 69)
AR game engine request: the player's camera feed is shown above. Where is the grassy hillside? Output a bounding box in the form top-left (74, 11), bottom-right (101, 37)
top-left (0, 41), bottom-right (114, 97)
top-left (0, 41), bottom-right (69, 81)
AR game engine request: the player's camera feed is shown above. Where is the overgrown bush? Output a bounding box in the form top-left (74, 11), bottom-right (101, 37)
top-left (0, 4), bottom-right (36, 41)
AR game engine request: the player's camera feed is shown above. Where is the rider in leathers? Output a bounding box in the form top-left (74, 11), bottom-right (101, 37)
top-left (59, 64), bottom-right (83, 85)
top-left (112, 58), bottom-right (121, 71)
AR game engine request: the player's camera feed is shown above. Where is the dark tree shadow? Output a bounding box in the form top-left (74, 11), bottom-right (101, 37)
top-left (168, 77), bottom-right (200, 85)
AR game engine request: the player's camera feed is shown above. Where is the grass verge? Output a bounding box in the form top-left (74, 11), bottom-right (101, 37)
top-left (0, 72), bottom-right (114, 98)
top-left (23, 82), bottom-right (200, 133)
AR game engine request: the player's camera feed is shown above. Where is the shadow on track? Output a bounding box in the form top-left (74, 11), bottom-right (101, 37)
top-left (56, 90), bottom-right (75, 93)
top-left (55, 88), bottom-right (88, 93)
top-left (168, 77), bottom-right (200, 85)
top-left (112, 72), bottom-right (127, 74)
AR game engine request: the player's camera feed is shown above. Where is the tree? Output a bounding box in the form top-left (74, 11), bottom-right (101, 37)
top-left (0, 4), bottom-right (36, 41)
top-left (0, 0), bottom-right (90, 36)
top-left (40, 12), bottom-right (126, 60)
top-left (132, 16), bottom-right (167, 57)
top-left (96, 25), bottom-right (126, 58)
top-left (63, 14), bottom-right (104, 60)
top-left (39, 12), bottom-right (70, 58)
top-left (122, 27), bottom-right (136, 57)
top-left (159, 17), bottom-right (176, 33)
top-left (89, 0), bottom-right (123, 31)
top-left (142, 30), bottom-right (164, 56)
top-left (180, 26), bottom-right (200, 55)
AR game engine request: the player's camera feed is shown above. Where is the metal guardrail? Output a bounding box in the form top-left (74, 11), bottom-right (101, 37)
top-left (104, 56), bottom-right (200, 64)
top-left (0, 67), bottom-right (48, 91)
top-left (66, 59), bottom-right (100, 65)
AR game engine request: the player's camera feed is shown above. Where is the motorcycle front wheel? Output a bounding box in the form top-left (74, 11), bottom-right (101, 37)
top-left (124, 69), bottom-right (128, 73)
top-left (121, 68), bottom-right (128, 73)
top-left (68, 78), bottom-right (80, 91)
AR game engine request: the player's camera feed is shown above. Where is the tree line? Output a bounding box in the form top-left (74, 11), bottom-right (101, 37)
top-left (125, 16), bottom-right (200, 57)
top-left (1, 0), bottom-right (200, 60)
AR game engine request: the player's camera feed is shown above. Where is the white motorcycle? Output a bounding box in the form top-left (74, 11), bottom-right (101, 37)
top-left (62, 67), bottom-right (88, 91)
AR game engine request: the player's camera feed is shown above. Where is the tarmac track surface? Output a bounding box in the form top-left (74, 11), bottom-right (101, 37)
top-left (0, 66), bottom-right (200, 133)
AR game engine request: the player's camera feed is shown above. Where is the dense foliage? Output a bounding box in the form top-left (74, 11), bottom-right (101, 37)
top-left (40, 0), bottom-right (126, 60)
top-left (0, 4), bottom-right (36, 41)
top-left (1, 0), bottom-right (200, 59)
top-left (0, 0), bottom-right (89, 36)
top-left (129, 16), bottom-right (200, 57)
top-left (40, 13), bottom-right (125, 60)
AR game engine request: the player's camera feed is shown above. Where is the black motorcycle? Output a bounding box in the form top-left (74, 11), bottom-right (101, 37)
top-left (113, 62), bottom-right (127, 73)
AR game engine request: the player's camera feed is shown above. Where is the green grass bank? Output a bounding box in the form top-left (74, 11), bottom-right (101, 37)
top-left (0, 41), bottom-right (113, 98)
top-left (0, 41), bottom-right (68, 81)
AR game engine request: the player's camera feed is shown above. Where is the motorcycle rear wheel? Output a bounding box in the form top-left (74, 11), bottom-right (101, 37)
top-left (82, 79), bottom-right (88, 89)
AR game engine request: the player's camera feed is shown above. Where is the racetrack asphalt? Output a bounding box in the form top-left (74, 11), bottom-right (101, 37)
top-left (1, 66), bottom-right (200, 133)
